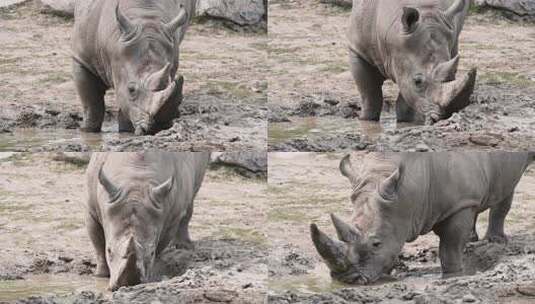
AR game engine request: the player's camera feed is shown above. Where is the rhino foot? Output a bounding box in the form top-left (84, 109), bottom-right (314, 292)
top-left (80, 126), bottom-right (102, 133)
top-left (94, 263), bottom-right (110, 277)
top-left (484, 233), bottom-right (508, 245)
top-left (175, 241), bottom-right (194, 251)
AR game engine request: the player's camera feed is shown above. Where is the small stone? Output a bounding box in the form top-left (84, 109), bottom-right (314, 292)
top-left (508, 126), bottom-right (519, 132)
top-left (323, 98), bottom-right (339, 106)
top-left (415, 143), bottom-right (430, 152)
top-left (462, 294), bottom-right (477, 302)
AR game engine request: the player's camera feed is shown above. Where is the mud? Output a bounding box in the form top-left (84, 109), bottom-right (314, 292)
top-left (268, 1), bottom-right (535, 152)
top-left (267, 153), bottom-right (535, 304)
top-left (0, 153), bottom-right (268, 303)
top-left (0, 2), bottom-right (267, 151)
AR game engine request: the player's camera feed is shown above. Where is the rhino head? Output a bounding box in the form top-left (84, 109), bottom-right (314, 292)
top-left (111, 4), bottom-right (188, 135)
top-left (310, 155), bottom-right (406, 284)
top-left (98, 167), bottom-right (174, 291)
top-left (391, 0), bottom-right (476, 124)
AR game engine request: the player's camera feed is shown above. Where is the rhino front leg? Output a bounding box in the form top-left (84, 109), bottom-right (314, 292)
top-left (395, 94), bottom-right (416, 122)
top-left (73, 60), bottom-right (106, 133)
top-left (484, 194), bottom-right (513, 244)
top-left (175, 203), bottom-right (194, 250)
top-left (434, 207), bottom-right (475, 278)
top-left (469, 213), bottom-right (479, 242)
top-left (349, 52), bottom-right (384, 121)
top-left (85, 212), bottom-right (109, 277)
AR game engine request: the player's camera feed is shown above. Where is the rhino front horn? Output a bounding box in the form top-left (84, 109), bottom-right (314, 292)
top-left (115, 4), bottom-right (135, 37)
top-left (331, 214), bottom-right (361, 243)
top-left (310, 223), bottom-right (349, 273)
top-left (165, 6), bottom-right (188, 34)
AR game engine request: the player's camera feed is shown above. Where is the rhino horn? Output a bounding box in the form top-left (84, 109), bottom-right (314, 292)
top-left (339, 154), bottom-right (361, 187)
top-left (165, 6), bottom-right (188, 34)
top-left (331, 214), bottom-right (361, 243)
top-left (310, 223), bottom-right (350, 273)
top-left (378, 167), bottom-right (401, 201)
top-left (98, 167), bottom-right (120, 199)
top-left (437, 67), bottom-right (477, 115)
top-left (115, 4), bottom-right (135, 37)
top-left (146, 63), bottom-right (172, 92)
top-left (445, 0), bottom-right (465, 21)
top-left (432, 55), bottom-right (459, 83)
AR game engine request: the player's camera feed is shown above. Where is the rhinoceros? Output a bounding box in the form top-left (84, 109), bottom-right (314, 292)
top-left (84, 152), bottom-right (210, 291)
top-left (72, 0), bottom-right (196, 135)
top-left (348, 0), bottom-right (477, 124)
top-left (311, 152), bottom-right (535, 284)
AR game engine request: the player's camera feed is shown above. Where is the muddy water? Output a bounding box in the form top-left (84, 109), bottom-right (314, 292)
top-left (0, 274), bottom-right (109, 302)
top-left (268, 113), bottom-right (416, 147)
top-left (0, 125), bottom-right (130, 151)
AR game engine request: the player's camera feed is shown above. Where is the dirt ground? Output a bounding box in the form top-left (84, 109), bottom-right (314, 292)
top-left (0, 153), bottom-right (268, 303)
top-left (267, 152), bottom-right (535, 303)
top-left (268, 0), bottom-right (535, 152)
top-left (0, 1), bottom-right (267, 151)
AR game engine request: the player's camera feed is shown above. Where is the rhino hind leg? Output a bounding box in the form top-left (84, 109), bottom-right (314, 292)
top-left (73, 60), bottom-right (106, 133)
top-left (175, 203), bottom-right (194, 250)
top-left (349, 52), bottom-right (384, 121)
top-left (434, 207), bottom-right (476, 278)
top-left (484, 194), bottom-right (512, 244)
top-left (85, 213), bottom-right (110, 277)
top-left (395, 94), bottom-right (416, 122)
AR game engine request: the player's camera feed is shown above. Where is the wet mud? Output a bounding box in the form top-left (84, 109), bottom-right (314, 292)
top-left (267, 153), bottom-right (535, 304)
top-left (0, 153), bottom-right (268, 303)
top-left (0, 2), bottom-right (267, 151)
top-left (268, 1), bottom-right (535, 152)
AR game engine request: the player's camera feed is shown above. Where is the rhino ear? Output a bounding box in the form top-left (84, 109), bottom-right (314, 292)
top-left (401, 7), bottom-right (420, 33)
top-left (98, 167), bottom-right (120, 200)
top-left (378, 167), bottom-right (401, 202)
top-left (339, 154), bottom-right (361, 186)
top-left (165, 6), bottom-right (188, 35)
top-left (151, 176), bottom-right (174, 201)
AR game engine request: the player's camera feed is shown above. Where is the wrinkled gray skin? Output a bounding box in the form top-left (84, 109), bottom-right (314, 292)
top-left (311, 152), bottom-right (535, 284)
top-left (348, 0), bottom-right (477, 125)
top-left (85, 152), bottom-right (210, 291)
top-left (72, 0), bottom-right (195, 135)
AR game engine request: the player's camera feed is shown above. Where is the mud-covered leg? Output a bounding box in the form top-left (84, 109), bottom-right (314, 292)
top-left (395, 94), bottom-right (416, 122)
top-left (349, 52), bottom-right (385, 121)
top-left (484, 194), bottom-right (513, 244)
top-left (86, 213), bottom-right (109, 277)
top-left (469, 213), bottom-right (479, 242)
top-left (118, 110), bottom-right (134, 133)
top-left (73, 61), bottom-right (106, 133)
top-left (175, 203), bottom-right (194, 250)
top-left (433, 208), bottom-right (475, 278)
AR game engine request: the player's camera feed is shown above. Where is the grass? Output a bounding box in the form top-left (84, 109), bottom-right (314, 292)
top-left (479, 71), bottom-right (534, 88)
top-left (217, 227), bottom-right (267, 246)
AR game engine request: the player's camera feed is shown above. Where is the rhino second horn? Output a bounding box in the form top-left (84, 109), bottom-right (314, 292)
top-left (146, 63), bottom-right (172, 92)
top-left (433, 55), bottom-right (459, 83)
top-left (150, 176), bottom-right (174, 201)
top-left (165, 6), bottom-right (188, 34)
top-left (310, 223), bottom-right (349, 273)
top-left (445, 0), bottom-right (465, 21)
top-left (115, 4), bottom-right (135, 36)
top-left (98, 167), bottom-right (120, 198)
top-left (330, 214), bottom-right (361, 243)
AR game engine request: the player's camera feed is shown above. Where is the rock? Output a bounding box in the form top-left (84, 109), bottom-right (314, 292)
top-left (415, 143), bottom-right (431, 152)
top-left (211, 152), bottom-right (267, 176)
top-left (36, 0), bottom-right (75, 17)
top-left (197, 0), bottom-right (266, 25)
top-left (203, 290), bottom-right (238, 303)
top-left (474, 0), bottom-right (535, 21)
top-left (462, 294), bottom-right (477, 302)
top-left (319, 0), bottom-right (352, 8)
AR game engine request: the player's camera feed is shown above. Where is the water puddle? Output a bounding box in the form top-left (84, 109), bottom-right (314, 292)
top-left (0, 125), bottom-right (132, 151)
top-left (0, 274), bottom-right (110, 302)
top-left (268, 114), bottom-right (417, 146)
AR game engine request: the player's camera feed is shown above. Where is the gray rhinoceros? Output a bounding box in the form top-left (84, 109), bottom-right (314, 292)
top-left (311, 152), bottom-right (534, 284)
top-left (348, 0), bottom-right (477, 124)
top-left (72, 0), bottom-right (196, 135)
top-left (85, 152), bottom-right (210, 291)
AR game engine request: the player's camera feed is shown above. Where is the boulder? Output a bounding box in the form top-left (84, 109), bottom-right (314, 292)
top-left (211, 152), bottom-right (267, 177)
top-left (35, 0), bottom-right (75, 17)
top-left (196, 0), bottom-right (266, 25)
top-left (474, 0), bottom-right (535, 21)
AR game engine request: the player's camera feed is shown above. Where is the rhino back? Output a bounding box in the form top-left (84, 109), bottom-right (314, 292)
top-left (72, 0), bottom-right (195, 86)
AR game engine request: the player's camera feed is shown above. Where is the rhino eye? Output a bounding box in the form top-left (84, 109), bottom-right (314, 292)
top-left (127, 82), bottom-right (138, 97)
top-left (413, 74), bottom-right (425, 87)
top-left (372, 240), bottom-right (382, 248)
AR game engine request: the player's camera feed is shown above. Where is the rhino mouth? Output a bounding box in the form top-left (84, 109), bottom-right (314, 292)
top-left (425, 68), bottom-right (477, 125)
